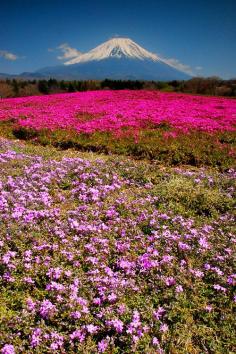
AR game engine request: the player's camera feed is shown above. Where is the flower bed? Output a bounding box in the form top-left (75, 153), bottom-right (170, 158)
top-left (0, 138), bottom-right (235, 353)
top-left (0, 90), bottom-right (235, 134)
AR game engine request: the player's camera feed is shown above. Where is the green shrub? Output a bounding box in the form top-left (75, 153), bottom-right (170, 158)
top-left (154, 176), bottom-right (234, 217)
top-left (13, 126), bottom-right (39, 140)
top-left (1, 123), bottom-right (234, 169)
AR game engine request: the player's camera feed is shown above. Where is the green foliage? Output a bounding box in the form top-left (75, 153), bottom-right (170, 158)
top-left (13, 126), bottom-right (40, 140)
top-left (37, 80), bottom-right (49, 94)
top-left (154, 175), bottom-right (234, 217)
top-left (101, 79), bottom-right (144, 90)
top-left (7, 125), bottom-right (236, 169)
top-left (67, 82), bottom-right (76, 92)
top-left (11, 79), bottom-right (19, 96)
top-left (0, 121), bottom-right (15, 139)
top-left (1, 77), bottom-right (236, 98)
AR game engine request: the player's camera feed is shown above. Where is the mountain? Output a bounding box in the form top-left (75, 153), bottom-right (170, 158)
top-left (35, 38), bottom-right (191, 81)
top-left (64, 37), bottom-right (160, 64)
top-left (0, 73), bottom-right (15, 78)
top-left (1, 38), bottom-right (191, 81)
top-left (0, 72), bottom-right (45, 79)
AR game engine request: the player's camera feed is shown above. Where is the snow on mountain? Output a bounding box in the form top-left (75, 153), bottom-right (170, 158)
top-left (64, 37), bottom-right (160, 65)
top-left (30, 37), bottom-right (192, 80)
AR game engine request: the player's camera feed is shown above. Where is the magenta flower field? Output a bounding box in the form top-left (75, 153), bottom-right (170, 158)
top-left (0, 90), bottom-right (235, 353)
top-left (0, 90), bottom-right (236, 134)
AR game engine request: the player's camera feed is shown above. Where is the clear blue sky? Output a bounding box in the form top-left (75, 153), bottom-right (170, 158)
top-left (0, 0), bottom-right (235, 78)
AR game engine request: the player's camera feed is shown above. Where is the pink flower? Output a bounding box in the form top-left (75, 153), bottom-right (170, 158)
top-left (153, 307), bottom-right (165, 320)
top-left (86, 324), bottom-right (99, 334)
top-left (39, 299), bottom-right (56, 319)
top-left (71, 311), bottom-right (81, 319)
top-left (1, 345), bottom-right (15, 354)
top-left (26, 298), bottom-right (36, 312)
top-left (98, 339), bottom-right (109, 353)
top-left (175, 285), bottom-right (184, 293)
top-left (205, 305), bottom-right (213, 312)
top-left (213, 284), bottom-right (227, 293)
top-left (1, 91), bottom-right (235, 137)
top-left (152, 337), bottom-right (160, 346)
top-left (165, 277), bottom-right (176, 286)
top-left (30, 328), bottom-right (42, 348)
top-left (106, 319), bottom-right (124, 333)
top-left (70, 330), bottom-right (85, 343)
top-left (160, 323), bottom-right (169, 332)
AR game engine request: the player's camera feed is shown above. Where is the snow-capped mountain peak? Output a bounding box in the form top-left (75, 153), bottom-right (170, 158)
top-left (64, 37), bottom-right (160, 65)
top-left (35, 37), bottom-right (191, 80)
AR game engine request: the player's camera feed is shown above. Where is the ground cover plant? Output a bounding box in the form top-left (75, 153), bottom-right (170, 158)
top-left (0, 90), bottom-right (236, 168)
top-left (0, 138), bottom-right (235, 353)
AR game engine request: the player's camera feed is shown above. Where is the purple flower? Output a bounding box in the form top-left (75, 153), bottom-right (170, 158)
top-left (98, 339), bottom-right (109, 353)
top-left (165, 277), bottom-right (176, 286)
top-left (190, 269), bottom-right (204, 278)
top-left (153, 307), bottom-right (165, 320)
top-left (205, 305), bottom-right (213, 312)
top-left (86, 324), bottom-right (99, 334)
top-left (199, 237), bottom-right (209, 249)
top-left (178, 242), bottom-right (191, 251)
top-left (49, 332), bottom-right (64, 351)
top-left (71, 311), bottom-right (81, 319)
top-left (1, 345), bottom-right (15, 354)
top-left (106, 319), bottom-right (124, 333)
top-left (26, 298), bottom-right (36, 312)
top-left (160, 323), bottom-right (169, 332)
top-left (152, 337), bottom-right (160, 346)
top-left (30, 328), bottom-right (42, 348)
top-left (227, 274), bottom-right (236, 286)
top-left (39, 299), bottom-right (56, 319)
top-left (70, 330), bottom-right (85, 343)
top-left (175, 285), bottom-right (184, 293)
top-left (213, 284), bottom-right (227, 293)
top-left (93, 297), bottom-right (102, 305)
top-left (107, 293), bottom-right (117, 303)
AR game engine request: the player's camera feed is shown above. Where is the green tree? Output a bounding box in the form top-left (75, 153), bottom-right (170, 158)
top-left (38, 80), bottom-right (49, 94)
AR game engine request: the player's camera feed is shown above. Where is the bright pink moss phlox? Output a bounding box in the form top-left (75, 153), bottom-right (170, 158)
top-left (0, 90), bottom-right (235, 134)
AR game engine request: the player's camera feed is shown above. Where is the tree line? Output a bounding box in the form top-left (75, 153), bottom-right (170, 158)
top-left (0, 77), bottom-right (236, 98)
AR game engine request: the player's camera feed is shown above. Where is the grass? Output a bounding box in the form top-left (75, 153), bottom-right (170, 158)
top-left (0, 120), bottom-right (236, 169)
top-left (154, 175), bottom-right (234, 217)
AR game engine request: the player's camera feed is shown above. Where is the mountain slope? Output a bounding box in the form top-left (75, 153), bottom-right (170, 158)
top-left (37, 57), bottom-right (190, 80)
top-left (64, 37), bottom-right (160, 64)
top-left (32, 37), bottom-right (191, 80)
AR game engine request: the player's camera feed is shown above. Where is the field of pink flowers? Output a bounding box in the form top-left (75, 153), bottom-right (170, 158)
top-left (0, 91), bottom-right (235, 352)
top-left (0, 90), bottom-right (236, 134)
top-left (0, 137), bottom-right (235, 353)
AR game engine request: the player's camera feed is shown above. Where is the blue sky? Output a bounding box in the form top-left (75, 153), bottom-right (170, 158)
top-left (0, 0), bottom-right (235, 78)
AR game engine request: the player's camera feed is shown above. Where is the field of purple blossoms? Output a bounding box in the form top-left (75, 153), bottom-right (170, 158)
top-left (0, 137), bottom-right (235, 353)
